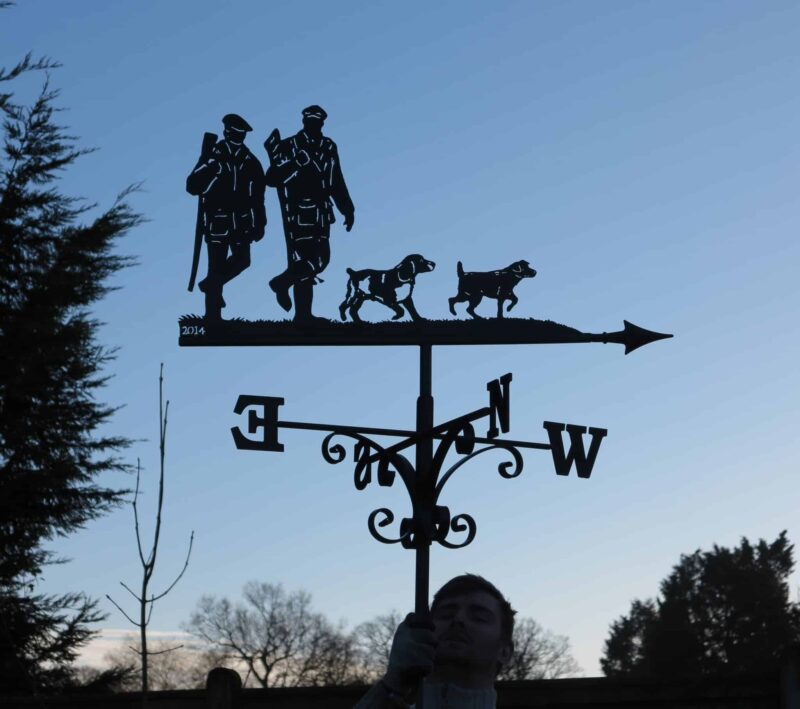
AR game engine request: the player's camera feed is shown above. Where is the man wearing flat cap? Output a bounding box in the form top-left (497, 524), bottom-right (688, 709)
top-left (265, 105), bottom-right (355, 323)
top-left (186, 113), bottom-right (266, 321)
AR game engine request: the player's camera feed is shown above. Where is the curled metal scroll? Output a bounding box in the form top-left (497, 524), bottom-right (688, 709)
top-left (321, 432), bottom-right (416, 548)
top-left (434, 441), bottom-right (523, 501)
top-left (368, 508), bottom-right (413, 545)
top-left (321, 433), bottom-right (349, 464)
top-left (321, 431), bottom-right (413, 494)
top-left (429, 441), bottom-right (522, 550)
top-left (438, 513), bottom-right (477, 549)
top-left (431, 421), bottom-right (476, 481)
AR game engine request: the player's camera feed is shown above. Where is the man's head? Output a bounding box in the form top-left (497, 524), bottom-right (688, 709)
top-left (429, 574), bottom-right (515, 686)
top-left (301, 104), bottom-right (327, 139)
top-left (222, 113), bottom-right (252, 145)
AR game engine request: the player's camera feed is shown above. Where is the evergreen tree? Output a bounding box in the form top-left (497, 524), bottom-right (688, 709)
top-left (0, 38), bottom-right (141, 694)
top-left (601, 532), bottom-right (800, 677)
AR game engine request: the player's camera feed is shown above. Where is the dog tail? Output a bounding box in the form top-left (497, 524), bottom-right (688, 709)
top-left (457, 261), bottom-right (464, 278)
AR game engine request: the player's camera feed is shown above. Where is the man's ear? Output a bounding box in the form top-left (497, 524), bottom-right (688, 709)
top-left (498, 641), bottom-right (513, 668)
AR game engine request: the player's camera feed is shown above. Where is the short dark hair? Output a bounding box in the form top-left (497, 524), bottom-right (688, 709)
top-left (431, 573), bottom-right (516, 645)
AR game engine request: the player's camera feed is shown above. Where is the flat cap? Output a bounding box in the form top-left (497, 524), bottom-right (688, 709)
top-left (302, 105), bottom-right (328, 121)
top-left (222, 113), bottom-right (253, 132)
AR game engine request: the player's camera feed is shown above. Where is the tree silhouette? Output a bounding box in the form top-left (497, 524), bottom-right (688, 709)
top-left (601, 531), bottom-right (800, 677)
top-left (101, 637), bottom-right (217, 692)
top-left (0, 12), bottom-right (141, 694)
top-left (106, 367), bottom-right (194, 706)
top-left (352, 610), bottom-right (403, 681)
top-left (183, 581), bottom-right (365, 688)
top-left (497, 617), bottom-right (580, 681)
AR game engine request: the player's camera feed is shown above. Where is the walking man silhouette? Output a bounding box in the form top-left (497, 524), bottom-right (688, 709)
top-left (265, 105), bottom-right (355, 323)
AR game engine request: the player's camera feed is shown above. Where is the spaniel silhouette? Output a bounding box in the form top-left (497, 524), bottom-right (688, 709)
top-left (340, 254), bottom-right (435, 322)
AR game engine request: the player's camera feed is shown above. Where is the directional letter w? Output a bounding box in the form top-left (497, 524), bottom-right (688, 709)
top-left (543, 421), bottom-right (608, 479)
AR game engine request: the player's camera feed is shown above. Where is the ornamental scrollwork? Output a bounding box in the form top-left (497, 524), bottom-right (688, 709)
top-left (368, 508), bottom-right (413, 546)
top-left (434, 441), bottom-right (523, 500)
top-left (320, 421), bottom-right (525, 552)
top-left (321, 431), bottom-right (413, 494)
top-left (437, 512), bottom-right (477, 549)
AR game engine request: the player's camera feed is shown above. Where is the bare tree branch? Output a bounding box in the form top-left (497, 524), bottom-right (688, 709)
top-left (108, 366), bottom-right (194, 707)
top-left (105, 595), bottom-right (139, 627)
top-left (145, 595), bottom-right (155, 627)
top-left (120, 581), bottom-right (142, 603)
top-left (147, 644), bottom-right (184, 657)
top-left (150, 530), bottom-right (195, 602)
top-left (132, 459), bottom-right (146, 567)
top-left (104, 639), bottom-right (214, 691)
top-left (497, 617), bottom-right (581, 680)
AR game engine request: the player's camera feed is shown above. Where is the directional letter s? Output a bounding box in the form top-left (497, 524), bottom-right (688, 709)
top-left (543, 421), bottom-right (607, 478)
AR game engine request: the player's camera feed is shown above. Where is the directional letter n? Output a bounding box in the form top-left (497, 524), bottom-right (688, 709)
top-left (487, 373), bottom-right (512, 439)
top-left (543, 421), bottom-right (607, 479)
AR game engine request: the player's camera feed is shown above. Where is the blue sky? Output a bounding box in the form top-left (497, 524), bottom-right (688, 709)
top-left (4, 0), bottom-right (799, 676)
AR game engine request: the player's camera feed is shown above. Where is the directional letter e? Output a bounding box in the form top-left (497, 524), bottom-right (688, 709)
top-left (543, 421), bottom-right (607, 479)
top-left (231, 395), bottom-right (284, 452)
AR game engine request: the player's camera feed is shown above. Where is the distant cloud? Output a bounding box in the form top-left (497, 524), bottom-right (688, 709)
top-left (78, 628), bottom-right (193, 668)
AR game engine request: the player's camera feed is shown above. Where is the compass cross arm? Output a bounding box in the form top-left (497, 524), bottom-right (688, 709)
top-left (360, 405), bottom-right (493, 467)
top-left (230, 393), bottom-right (424, 454)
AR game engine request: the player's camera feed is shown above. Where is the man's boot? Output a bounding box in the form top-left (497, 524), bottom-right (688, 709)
top-left (198, 277), bottom-right (225, 308)
top-left (269, 272), bottom-right (293, 312)
top-left (293, 281), bottom-right (326, 324)
top-left (204, 289), bottom-right (223, 322)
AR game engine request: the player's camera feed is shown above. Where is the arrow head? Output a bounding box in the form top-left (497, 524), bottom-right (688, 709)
top-left (623, 320), bottom-right (673, 354)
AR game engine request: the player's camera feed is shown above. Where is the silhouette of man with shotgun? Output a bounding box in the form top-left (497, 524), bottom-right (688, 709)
top-left (264, 105), bottom-right (355, 323)
top-left (186, 114), bottom-right (266, 321)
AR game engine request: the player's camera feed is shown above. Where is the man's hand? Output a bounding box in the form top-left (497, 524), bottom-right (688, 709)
top-left (204, 158), bottom-right (222, 176)
top-left (295, 149), bottom-right (311, 167)
top-left (382, 613), bottom-right (436, 699)
top-left (344, 211), bottom-right (355, 232)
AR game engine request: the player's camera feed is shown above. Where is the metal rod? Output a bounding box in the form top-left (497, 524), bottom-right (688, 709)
top-left (472, 436), bottom-right (550, 450)
top-left (278, 420), bottom-right (418, 438)
top-left (278, 419), bottom-right (550, 451)
top-left (415, 344), bottom-right (433, 709)
top-left (415, 345), bottom-right (433, 614)
top-left (358, 407), bottom-right (493, 464)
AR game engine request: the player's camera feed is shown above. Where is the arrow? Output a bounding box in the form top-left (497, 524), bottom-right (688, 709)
top-left (587, 320), bottom-right (673, 355)
top-left (179, 316), bottom-right (673, 351)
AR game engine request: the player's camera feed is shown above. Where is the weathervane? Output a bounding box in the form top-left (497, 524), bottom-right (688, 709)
top-left (228, 360), bottom-right (613, 621)
top-left (179, 107), bottom-right (672, 703)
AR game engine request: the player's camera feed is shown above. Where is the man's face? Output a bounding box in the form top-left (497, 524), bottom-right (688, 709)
top-left (431, 589), bottom-right (512, 676)
top-left (223, 126), bottom-right (246, 145)
top-left (302, 116), bottom-right (324, 138)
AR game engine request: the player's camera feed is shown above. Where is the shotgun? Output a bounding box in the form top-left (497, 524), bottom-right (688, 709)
top-left (187, 131), bottom-right (218, 292)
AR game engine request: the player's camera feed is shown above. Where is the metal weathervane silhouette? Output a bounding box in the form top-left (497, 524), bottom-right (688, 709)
top-left (179, 107), bottom-right (672, 703)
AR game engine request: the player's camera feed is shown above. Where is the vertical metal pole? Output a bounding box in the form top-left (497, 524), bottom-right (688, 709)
top-left (415, 344), bottom-right (433, 708)
top-left (415, 343), bottom-right (433, 615)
